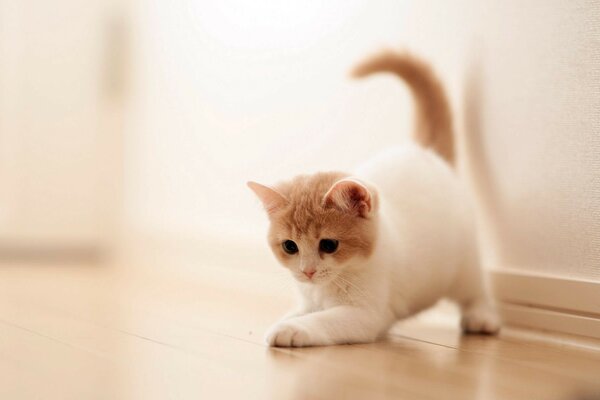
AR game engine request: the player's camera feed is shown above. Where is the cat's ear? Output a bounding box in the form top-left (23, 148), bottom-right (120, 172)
top-left (323, 178), bottom-right (374, 218)
top-left (247, 181), bottom-right (288, 214)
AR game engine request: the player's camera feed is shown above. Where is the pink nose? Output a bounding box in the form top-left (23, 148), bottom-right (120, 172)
top-left (303, 270), bottom-right (316, 279)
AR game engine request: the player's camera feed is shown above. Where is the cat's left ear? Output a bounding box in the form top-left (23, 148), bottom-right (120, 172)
top-left (247, 181), bottom-right (288, 214)
top-left (323, 178), bottom-right (375, 218)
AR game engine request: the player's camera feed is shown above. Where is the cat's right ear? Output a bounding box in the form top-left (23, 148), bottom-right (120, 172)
top-left (322, 178), bottom-right (374, 218)
top-left (247, 181), bottom-right (288, 214)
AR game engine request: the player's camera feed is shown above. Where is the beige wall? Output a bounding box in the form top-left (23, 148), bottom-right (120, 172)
top-left (469, 1), bottom-right (600, 281)
top-left (125, 0), bottom-right (416, 242)
top-left (397, 0), bottom-right (600, 281)
top-left (0, 0), bottom-right (126, 250)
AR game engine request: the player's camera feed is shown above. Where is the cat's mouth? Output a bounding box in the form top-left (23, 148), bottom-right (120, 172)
top-left (295, 273), bottom-right (316, 283)
top-left (294, 270), bottom-right (335, 285)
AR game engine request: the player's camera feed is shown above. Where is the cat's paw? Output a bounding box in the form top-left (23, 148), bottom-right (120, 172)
top-left (265, 321), bottom-right (312, 347)
top-left (461, 302), bottom-right (501, 335)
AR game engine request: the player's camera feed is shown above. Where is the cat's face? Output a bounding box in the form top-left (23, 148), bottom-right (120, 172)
top-left (249, 172), bottom-right (378, 285)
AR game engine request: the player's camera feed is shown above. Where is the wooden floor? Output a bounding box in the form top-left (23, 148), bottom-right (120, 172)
top-left (0, 254), bottom-right (599, 400)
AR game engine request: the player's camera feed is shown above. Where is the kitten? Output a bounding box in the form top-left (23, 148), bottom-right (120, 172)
top-left (248, 51), bottom-right (500, 347)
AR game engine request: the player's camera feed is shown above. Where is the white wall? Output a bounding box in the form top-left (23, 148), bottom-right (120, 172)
top-left (398, 0), bottom-right (600, 281)
top-left (126, 0), bottom-right (417, 241)
top-left (126, 0), bottom-right (600, 281)
top-left (0, 0), bottom-right (126, 251)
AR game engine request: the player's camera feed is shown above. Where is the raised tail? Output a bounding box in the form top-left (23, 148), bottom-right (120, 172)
top-left (352, 51), bottom-right (455, 165)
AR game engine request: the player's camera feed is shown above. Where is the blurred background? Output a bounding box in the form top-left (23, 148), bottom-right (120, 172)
top-left (2, 1), bottom-right (600, 398)
top-left (0, 0), bottom-right (599, 335)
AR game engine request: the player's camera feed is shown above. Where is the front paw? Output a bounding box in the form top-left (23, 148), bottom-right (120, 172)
top-left (265, 321), bottom-right (312, 347)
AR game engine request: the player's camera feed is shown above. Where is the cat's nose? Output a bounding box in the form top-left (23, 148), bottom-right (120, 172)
top-left (303, 269), bottom-right (316, 279)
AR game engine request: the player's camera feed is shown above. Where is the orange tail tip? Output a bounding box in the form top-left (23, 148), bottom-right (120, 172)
top-left (352, 50), bottom-right (455, 165)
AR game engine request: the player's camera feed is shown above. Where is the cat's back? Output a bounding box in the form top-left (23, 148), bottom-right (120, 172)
top-left (354, 143), bottom-right (470, 239)
top-left (356, 144), bottom-right (473, 312)
top-left (355, 143), bottom-right (459, 201)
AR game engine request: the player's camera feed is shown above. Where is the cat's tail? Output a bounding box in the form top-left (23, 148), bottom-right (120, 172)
top-left (352, 50), bottom-right (455, 165)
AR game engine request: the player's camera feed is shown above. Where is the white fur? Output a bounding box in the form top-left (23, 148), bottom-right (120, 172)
top-left (265, 144), bottom-right (500, 347)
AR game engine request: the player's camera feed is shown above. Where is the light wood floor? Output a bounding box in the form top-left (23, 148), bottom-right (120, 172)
top-left (0, 255), bottom-right (599, 400)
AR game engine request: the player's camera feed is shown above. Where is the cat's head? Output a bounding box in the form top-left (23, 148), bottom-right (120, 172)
top-left (248, 172), bottom-right (378, 284)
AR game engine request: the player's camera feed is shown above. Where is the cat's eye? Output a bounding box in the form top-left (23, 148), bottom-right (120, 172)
top-left (319, 239), bottom-right (339, 254)
top-left (282, 240), bottom-right (299, 254)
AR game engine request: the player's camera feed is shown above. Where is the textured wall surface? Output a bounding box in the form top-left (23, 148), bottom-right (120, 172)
top-left (401, 0), bottom-right (600, 280)
top-left (469, 1), bottom-right (600, 280)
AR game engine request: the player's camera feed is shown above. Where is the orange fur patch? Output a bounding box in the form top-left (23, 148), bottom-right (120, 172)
top-left (353, 51), bottom-right (455, 165)
top-left (266, 172), bottom-right (378, 265)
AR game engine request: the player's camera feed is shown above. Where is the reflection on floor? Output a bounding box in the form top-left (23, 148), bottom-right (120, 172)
top-left (0, 257), bottom-right (599, 400)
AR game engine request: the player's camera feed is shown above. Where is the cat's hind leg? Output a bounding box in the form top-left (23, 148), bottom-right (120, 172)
top-left (448, 249), bottom-right (501, 335)
top-left (459, 297), bottom-right (501, 334)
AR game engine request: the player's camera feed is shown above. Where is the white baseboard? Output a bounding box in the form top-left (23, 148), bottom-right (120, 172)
top-left (498, 303), bottom-right (600, 339)
top-left (491, 269), bottom-right (600, 339)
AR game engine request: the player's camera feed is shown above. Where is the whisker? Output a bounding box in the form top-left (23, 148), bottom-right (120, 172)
top-left (334, 274), bottom-right (376, 306)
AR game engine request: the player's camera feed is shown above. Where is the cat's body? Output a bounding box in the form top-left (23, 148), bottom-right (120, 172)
top-left (249, 51), bottom-right (500, 347)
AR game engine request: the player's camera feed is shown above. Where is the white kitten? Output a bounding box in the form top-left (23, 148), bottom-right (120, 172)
top-left (248, 51), bottom-right (500, 347)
